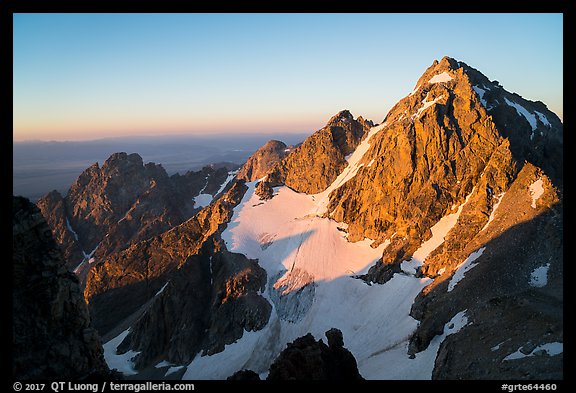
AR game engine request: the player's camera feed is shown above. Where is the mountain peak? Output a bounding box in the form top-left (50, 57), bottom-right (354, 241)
top-left (259, 109), bottom-right (371, 196)
top-left (236, 139), bottom-right (289, 182)
top-left (102, 152), bottom-right (144, 171)
top-left (438, 55), bottom-right (459, 68)
top-left (327, 56), bottom-right (563, 250)
top-left (328, 109), bottom-right (354, 125)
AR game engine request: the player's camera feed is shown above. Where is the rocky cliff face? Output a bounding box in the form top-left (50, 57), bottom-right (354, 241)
top-left (257, 110), bottom-right (372, 197)
top-left (409, 164), bottom-right (563, 379)
top-left (87, 178), bottom-right (272, 371)
top-left (321, 57), bottom-right (562, 282)
top-left (318, 57), bottom-right (562, 379)
top-left (236, 140), bottom-right (290, 182)
top-left (13, 196), bottom-right (110, 380)
top-left (37, 152), bottom-right (234, 278)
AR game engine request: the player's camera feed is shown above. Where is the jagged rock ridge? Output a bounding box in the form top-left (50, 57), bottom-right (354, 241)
top-left (37, 152), bottom-right (236, 279)
top-left (82, 112), bottom-right (372, 370)
top-left (84, 179), bottom-right (252, 336)
top-left (114, 237), bottom-right (271, 369)
top-left (327, 57), bottom-right (561, 253)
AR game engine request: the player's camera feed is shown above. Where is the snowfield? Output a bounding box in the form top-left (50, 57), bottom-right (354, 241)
top-left (103, 329), bottom-right (139, 376)
top-left (529, 178), bottom-right (544, 209)
top-left (193, 193), bottom-right (212, 208)
top-left (428, 71), bottom-right (453, 84)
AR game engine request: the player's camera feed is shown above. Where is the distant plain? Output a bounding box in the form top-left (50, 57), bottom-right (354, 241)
top-left (13, 133), bottom-right (308, 201)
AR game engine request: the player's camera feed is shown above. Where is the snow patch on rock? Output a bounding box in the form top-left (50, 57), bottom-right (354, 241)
top-left (401, 187), bottom-right (476, 275)
top-left (447, 247), bottom-right (486, 292)
top-left (412, 93), bottom-right (445, 120)
top-left (529, 263), bottom-right (550, 288)
top-left (473, 85), bottom-right (488, 107)
top-left (481, 192), bottom-right (505, 232)
top-left (193, 193), bottom-right (213, 209)
top-left (504, 97), bottom-right (537, 137)
top-left (429, 72), bottom-right (453, 84)
top-left (65, 217), bottom-right (79, 241)
top-left (216, 170), bottom-right (238, 196)
top-left (528, 178), bottom-right (544, 209)
top-left (535, 111), bottom-right (551, 127)
top-left (504, 342), bottom-right (563, 361)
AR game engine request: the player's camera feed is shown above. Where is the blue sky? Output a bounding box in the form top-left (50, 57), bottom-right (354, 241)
top-left (13, 13), bottom-right (563, 141)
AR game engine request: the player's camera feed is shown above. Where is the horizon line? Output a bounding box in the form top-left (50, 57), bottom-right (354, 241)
top-left (12, 130), bottom-right (316, 144)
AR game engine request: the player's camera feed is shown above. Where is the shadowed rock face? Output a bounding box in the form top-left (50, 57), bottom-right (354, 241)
top-left (37, 152), bottom-right (234, 277)
top-left (266, 328), bottom-right (364, 380)
top-left (227, 369), bottom-right (261, 380)
top-left (13, 196), bottom-right (111, 380)
top-left (225, 328), bottom-right (364, 380)
top-left (410, 190), bottom-right (563, 380)
top-left (115, 238), bottom-right (271, 369)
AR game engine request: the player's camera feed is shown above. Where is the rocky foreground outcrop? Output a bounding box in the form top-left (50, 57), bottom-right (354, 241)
top-left (13, 196), bottom-right (111, 380)
top-left (37, 152), bottom-right (234, 278)
top-left (267, 328), bottom-right (363, 380)
top-left (227, 328), bottom-right (363, 380)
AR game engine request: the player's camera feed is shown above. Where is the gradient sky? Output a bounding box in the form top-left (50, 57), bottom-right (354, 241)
top-left (13, 13), bottom-right (563, 142)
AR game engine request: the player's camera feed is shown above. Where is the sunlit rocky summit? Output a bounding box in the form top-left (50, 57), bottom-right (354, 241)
top-left (14, 56), bottom-right (562, 380)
